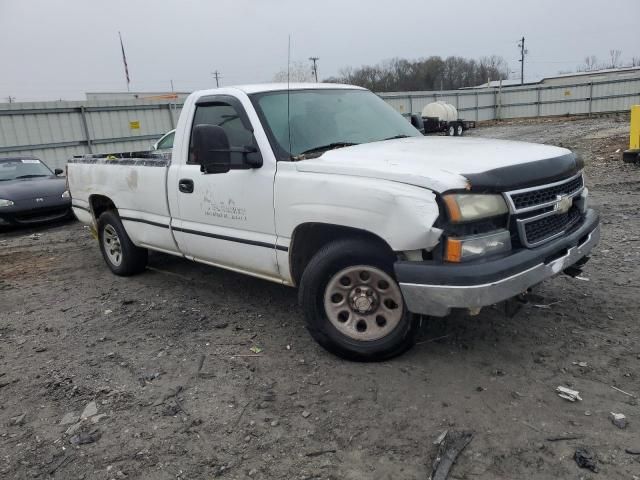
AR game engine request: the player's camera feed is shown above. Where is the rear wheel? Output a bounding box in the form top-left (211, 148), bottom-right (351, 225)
top-left (299, 239), bottom-right (420, 361)
top-left (447, 125), bottom-right (455, 136)
top-left (456, 123), bottom-right (464, 136)
top-left (97, 211), bottom-right (147, 276)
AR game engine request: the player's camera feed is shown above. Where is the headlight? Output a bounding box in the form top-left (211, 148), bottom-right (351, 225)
top-left (62, 190), bottom-right (70, 199)
top-left (443, 193), bottom-right (508, 223)
top-left (0, 199), bottom-right (14, 207)
top-left (445, 230), bottom-right (511, 262)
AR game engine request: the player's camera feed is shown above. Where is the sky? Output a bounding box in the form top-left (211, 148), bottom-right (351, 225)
top-left (1, 0), bottom-right (639, 101)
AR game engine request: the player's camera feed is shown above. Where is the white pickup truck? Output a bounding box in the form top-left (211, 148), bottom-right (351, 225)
top-left (68, 83), bottom-right (599, 360)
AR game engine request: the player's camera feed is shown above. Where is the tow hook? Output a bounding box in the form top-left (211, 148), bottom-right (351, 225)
top-left (563, 256), bottom-right (590, 278)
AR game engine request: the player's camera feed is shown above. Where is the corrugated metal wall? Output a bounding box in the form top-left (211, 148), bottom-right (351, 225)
top-left (379, 74), bottom-right (640, 122)
top-left (0, 100), bottom-right (182, 170)
top-left (1, 72), bottom-right (638, 170)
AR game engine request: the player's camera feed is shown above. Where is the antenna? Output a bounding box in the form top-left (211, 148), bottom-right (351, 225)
top-left (287, 34), bottom-right (292, 157)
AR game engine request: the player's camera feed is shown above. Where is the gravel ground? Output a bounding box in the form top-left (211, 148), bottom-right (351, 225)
top-left (1, 114), bottom-right (639, 480)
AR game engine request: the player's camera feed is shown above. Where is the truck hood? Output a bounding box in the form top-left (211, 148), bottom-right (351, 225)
top-left (295, 136), bottom-right (580, 192)
top-left (0, 176), bottom-right (67, 201)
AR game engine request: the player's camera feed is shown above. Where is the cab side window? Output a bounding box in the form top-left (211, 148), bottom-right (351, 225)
top-left (188, 102), bottom-right (254, 167)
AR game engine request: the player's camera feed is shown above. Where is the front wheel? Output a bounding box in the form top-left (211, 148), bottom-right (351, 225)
top-left (456, 123), bottom-right (464, 136)
top-left (97, 211), bottom-right (147, 276)
top-left (447, 125), bottom-right (455, 136)
top-left (299, 239), bottom-right (420, 361)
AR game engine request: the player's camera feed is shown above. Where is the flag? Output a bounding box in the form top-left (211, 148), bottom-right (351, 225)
top-left (119, 31), bottom-right (130, 89)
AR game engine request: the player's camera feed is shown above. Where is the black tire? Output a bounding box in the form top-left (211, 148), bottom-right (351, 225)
top-left (97, 210), bottom-right (147, 276)
top-left (455, 123), bottom-right (464, 136)
top-left (299, 239), bottom-right (420, 361)
top-left (447, 124), bottom-right (455, 136)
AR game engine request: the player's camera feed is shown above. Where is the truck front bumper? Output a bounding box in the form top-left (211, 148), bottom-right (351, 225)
top-left (395, 209), bottom-right (600, 317)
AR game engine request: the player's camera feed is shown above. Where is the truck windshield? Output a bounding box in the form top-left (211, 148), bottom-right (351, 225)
top-left (0, 158), bottom-right (53, 181)
top-left (252, 89), bottom-right (421, 159)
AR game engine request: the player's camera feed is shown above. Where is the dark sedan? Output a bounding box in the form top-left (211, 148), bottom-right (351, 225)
top-left (0, 156), bottom-right (72, 227)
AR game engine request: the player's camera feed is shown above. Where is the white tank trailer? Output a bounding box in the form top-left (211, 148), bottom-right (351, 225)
top-left (405, 101), bottom-right (476, 136)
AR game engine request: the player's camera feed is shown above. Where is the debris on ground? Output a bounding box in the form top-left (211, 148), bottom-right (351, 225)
top-left (546, 434), bottom-right (584, 442)
top-left (574, 448), bottom-right (598, 472)
top-left (70, 430), bottom-right (100, 445)
top-left (80, 401), bottom-right (98, 419)
top-left (609, 412), bottom-right (628, 429)
top-left (557, 386), bottom-right (582, 402)
top-left (10, 413), bottom-right (26, 425)
top-left (429, 430), bottom-right (473, 480)
top-left (611, 385), bottom-right (637, 398)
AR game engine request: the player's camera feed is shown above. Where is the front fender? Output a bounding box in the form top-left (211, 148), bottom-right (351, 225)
top-left (275, 167), bottom-right (442, 252)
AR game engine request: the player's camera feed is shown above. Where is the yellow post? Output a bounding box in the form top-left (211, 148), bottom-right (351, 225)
top-left (630, 105), bottom-right (640, 150)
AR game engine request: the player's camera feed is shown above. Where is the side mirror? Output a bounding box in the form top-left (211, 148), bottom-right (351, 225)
top-left (54, 168), bottom-right (64, 175)
top-left (192, 124), bottom-right (231, 174)
top-left (410, 114), bottom-right (425, 134)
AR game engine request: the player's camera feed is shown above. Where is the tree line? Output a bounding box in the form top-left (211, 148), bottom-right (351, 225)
top-left (323, 55), bottom-right (510, 91)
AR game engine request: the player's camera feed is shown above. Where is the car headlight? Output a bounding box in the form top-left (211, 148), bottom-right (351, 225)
top-left (443, 193), bottom-right (508, 223)
top-left (62, 190), bottom-right (70, 199)
top-left (445, 229), bottom-right (512, 262)
top-left (0, 199), bottom-right (14, 207)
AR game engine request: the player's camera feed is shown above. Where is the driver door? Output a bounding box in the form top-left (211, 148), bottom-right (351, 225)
top-left (172, 97), bottom-right (280, 281)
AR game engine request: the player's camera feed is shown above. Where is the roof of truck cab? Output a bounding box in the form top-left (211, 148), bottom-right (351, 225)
top-left (220, 83), bottom-right (366, 95)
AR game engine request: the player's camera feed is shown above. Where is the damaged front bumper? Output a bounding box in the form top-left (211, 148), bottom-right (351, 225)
top-left (395, 209), bottom-right (600, 317)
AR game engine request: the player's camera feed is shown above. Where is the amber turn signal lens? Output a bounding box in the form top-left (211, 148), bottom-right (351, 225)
top-left (445, 238), bottom-right (462, 262)
top-left (443, 195), bottom-right (462, 222)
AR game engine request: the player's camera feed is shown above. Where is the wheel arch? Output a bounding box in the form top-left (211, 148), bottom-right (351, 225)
top-left (288, 222), bottom-right (395, 287)
top-left (89, 194), bottom-right (118, 221)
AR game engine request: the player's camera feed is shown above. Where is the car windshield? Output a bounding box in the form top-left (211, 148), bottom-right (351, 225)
top-left (252, 89), bottom-right (421, 159)
top-left (0, 158), bottom-right (53, 181)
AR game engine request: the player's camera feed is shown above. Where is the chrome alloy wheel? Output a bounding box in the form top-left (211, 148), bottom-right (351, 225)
top-left (323, 265), bottom-right (404, 341)
top-left (103, 224), bottom-right (123, 266)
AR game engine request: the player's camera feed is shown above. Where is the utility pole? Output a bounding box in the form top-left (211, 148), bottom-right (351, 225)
top-left (170, 79), bottom-right (174, 92)
top-left (5, 96), bottom-right (16, 104)
top-left (309, 57), bottom-right (319, 82)
top-left (212, 70), bottom-right (221, 88)
top-left (518, 36), bottom-right (528, 85)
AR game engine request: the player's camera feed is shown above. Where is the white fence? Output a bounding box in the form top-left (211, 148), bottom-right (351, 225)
top-left (1, 73), bottom-right (638, 170)
top-left (379, 75), bottom-right (640, 121)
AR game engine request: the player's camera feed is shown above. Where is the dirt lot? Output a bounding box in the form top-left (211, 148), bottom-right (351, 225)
top-left (1, 115), bottom-right (639, 480)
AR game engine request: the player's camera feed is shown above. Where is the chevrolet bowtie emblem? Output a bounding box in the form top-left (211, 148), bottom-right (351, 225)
top-left (554, 194), bottom-right (572, 214)
top-left (35, 198), bottom-right (44, 203)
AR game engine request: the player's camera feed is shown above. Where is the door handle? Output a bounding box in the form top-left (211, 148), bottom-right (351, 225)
top-left (178, 179), bottom-right (194, 193)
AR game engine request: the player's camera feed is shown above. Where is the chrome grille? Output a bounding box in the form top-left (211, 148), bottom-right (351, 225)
top-left (510, 175), bottom-right (583, 211)
top-left (523, 207), bottom-right (581, 245)
top-left (504, 172), bottom-right (585, 247)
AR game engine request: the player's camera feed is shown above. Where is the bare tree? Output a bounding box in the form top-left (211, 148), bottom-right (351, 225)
top-left (578, 55), bottom-right (598, 72)
top-left (608, 49), bottom-right (622, 69)
top-left (272, 61), bottom-right (314, 83)
top-left (324, 55), bottom-right (509, 91)
top-left (631, 56), bottom-right (640, 67)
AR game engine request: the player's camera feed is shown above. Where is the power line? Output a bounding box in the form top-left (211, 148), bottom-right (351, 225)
top-left (309, 57), bottom-right (319, 82)
top-left (211, 70), bottom-right (222, 88)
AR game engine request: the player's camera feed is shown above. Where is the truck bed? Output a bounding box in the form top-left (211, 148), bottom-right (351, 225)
top-left (67, 151), bottom-right (177, 252)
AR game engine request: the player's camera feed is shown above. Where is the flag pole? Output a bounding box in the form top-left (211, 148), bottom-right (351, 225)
top-left (119, 31), bottom-right (131, 92)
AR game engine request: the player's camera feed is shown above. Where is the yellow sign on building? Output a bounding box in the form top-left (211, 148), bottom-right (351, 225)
top-left (129, 121), bottom-right (140, 130)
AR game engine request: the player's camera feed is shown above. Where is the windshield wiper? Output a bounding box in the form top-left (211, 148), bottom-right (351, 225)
top-left (15, 174), bottom-right (48, 179)
top-left (381, 134), bottom-right (411, 141)
top-left (298, 142), bottom-right (359, 156)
